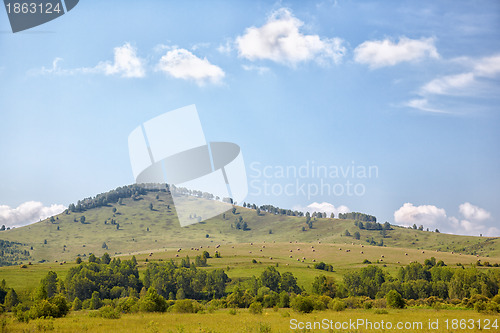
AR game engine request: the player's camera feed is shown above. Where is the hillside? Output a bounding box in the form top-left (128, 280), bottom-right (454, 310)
top-left (0, 185), bottom-right (499, 266)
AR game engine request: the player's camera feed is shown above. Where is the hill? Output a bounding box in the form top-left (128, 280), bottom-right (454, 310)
top-left (0, 184), bottom-right (499, 266)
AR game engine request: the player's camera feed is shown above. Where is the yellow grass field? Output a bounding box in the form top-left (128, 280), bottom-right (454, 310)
top-left (1, 308), bottom-right (499, 332)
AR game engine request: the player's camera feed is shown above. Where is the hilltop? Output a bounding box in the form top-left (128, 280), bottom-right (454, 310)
top-left (0, 184), bottom-right (499, 266)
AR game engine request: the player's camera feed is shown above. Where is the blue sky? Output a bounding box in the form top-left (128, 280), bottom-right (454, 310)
top-left (0, 0), bottom-right (499, 236)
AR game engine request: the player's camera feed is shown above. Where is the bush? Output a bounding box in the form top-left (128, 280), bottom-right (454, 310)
top-left (72, 297), bottom-right (82, 311)
top-left (249, 302), bottom-right (263, 314)
top-left (90, 305), bottom-right (121, 319)
top-left (116, 297), bottom-right (139, 313)
top-left (291, 295), bottom-right (314, 313)
top-left (474, 300), bottom-right (487, 312)
top-left (228, 308), bottom-right (237, 315)
top-left (171, 299), bottom-right (203, 313)
top-left (386, 290), bottom-right (405, 309)
top-left (329, 299), bottom-right (346, 312)
top-left (139, 288), bottom-right (167, 312)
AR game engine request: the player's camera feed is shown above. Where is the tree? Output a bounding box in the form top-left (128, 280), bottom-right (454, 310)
top-left (412, 224), bottom-right (417, 230)
top-left (0, 225), bottom-right (5, 231)
top-left (101, 252), bottom-right (111, 265)
top-left (280, 272), bottom-right (301, 293)
top-left (90, 291), bottom-right (102, 309)
top-left (386, 290), bottom-right (405, 308)
top-left (102, 242), bottom-right (108, 249)
top-left (330, 213), bottom-right (334, 218)
top-left (36, 271), bottom-right (59, 300)
top-left (72, 297), bottom-right (82, 311)
top-left (80, 216), bottom-right (86, 224)
top-left (4, 288), bottom-right (18, 310)
top-left (344, 230), bottom-right (351, 237)
top-left (76, 257), bottom-right (82, 264)
top-left (232, 207), bottom-right (236, 214)
top-left (149, 203), bottom-right (153, 211)
top-left (256, 208), bottom-right (261, 215)
top-left (116, 223), bottom-right (120, 230)
top-left (260, 266), bottom-right (281, 292)
top-left (435, 229), bottom-right (440, 233)
top-left (354, 231), bottom-right (361, 240)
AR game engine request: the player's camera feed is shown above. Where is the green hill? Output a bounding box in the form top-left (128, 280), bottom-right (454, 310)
top-left (1, 184), bottom-right (499, 266)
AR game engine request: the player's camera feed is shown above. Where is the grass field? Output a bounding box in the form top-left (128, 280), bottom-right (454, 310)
top-left (1, 308), bottom-right (499, 332)
top-left (2, 240), bottom-right (498, 300)
top-left (1, 187), bottom-right (500, 332)
top-left (1, 189), bottom-right (499, 268)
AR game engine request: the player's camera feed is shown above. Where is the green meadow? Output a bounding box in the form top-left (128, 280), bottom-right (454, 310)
top-left (1, 186), bottom-right (499, 332)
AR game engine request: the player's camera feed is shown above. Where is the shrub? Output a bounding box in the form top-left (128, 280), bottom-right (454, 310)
top-left (386, 290), bottom-right (405, 309)
top-left (228, 308), bottom-right (237, 315)
top-left (329, 299), bottom-right (346, 312)
top-left (91, 305), bottom-right (121, 319)
top-left (249, 302), bottom-right (263, 314)
top-left (72, 297), bottom-right (82, 311)
top-left (171, 299), bottom-right (203, 313)
top-left (291, 295), bottom-right (314, 313)
top-left (139, 288), bottom-right (167, 312)
top-left (116, 297), bottom-right (139, 313)
top-left (474, 300), bottom-right (487, 312)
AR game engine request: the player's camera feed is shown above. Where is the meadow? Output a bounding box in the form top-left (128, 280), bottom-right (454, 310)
top-left (1, 307), bottom-right (499, 332)
top-left (1, 186), bottom-right (499, 332)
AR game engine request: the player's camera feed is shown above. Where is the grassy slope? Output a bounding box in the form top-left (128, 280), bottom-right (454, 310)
top-left (3, 308), bottom-right (499, 333)
top-left (1, 189), bottom-right (499, 265)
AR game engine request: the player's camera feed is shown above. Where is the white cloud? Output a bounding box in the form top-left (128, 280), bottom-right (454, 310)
top-left (156, 48), bottom-right (225, 85)
top-left (217, 40), bottom-right (233, 55)
top-left (354, 37), bottom-right (439, 69)
top-left (394, 202), bottom-right (498, 236)
top-left (294, 202), bottom-right (350, 217)
top-left (99, 43), bottom-right (146, 78)
top-left (459, 202), bottom-right (491, 222)
top-left (406, 53), bottom-right (500, 114)
top-left (421, 72), bottom-right (475, 95)
top-left (0, 201), bottom-right (66, 229)
top-left (404, 98), bottom-right (450, 114)
top-left (242, 64), bottom-right (270, 75)
top-left (36, 43), bottom-right (145, 78)
top-left (235, 8), bottom-right (346, 66)
top-left (474, 54), bottom-right (500, 77)
top-left (394, 202), bottom-right (447, 227)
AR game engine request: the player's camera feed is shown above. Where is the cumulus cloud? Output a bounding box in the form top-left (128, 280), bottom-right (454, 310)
top-left (99, 43), bottom-right (145, 78)
top-left (235, 8), bottom-right (346, 66)
top-left (459, 202), bottom-right (491, 222)
top-left (294, 202), bottom-right (350, 217)
top-left (242, 64), bottom-right (270, 75)
top-left (404, 98), bottom-right (450, 114)
top-left (394, 202), bottom-right (447, 227)
top-left (421, 72), bottom-right (475, 95)
top-left (473, 54), bottom-right (500, 77)
top-left (0, 201), bottom-right (66, 229)
top-left (36, 43), bottom-right (145, 78)
top-left (156, 48), bottom-right (225, 85)
top-left (394, 202), bottom-right (498, 236)
top-left (407, 53), bottom-right (500, 113)
top-left (354, 37), bottom-right (439, 68)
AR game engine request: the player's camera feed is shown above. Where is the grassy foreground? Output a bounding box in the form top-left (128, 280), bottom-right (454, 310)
top-left (1, 308), bottom-right (499, 332)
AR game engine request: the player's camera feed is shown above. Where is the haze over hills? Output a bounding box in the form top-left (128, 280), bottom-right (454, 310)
top-left (0, 184), bottom-right (499, 266)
